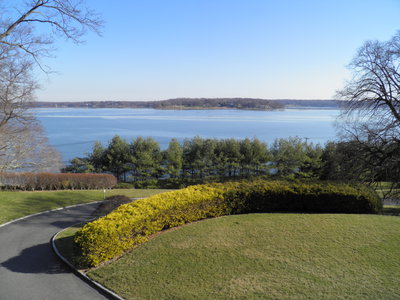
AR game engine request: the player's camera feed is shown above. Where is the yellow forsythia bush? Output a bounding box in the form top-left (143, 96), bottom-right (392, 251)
top-left (74, 184), bottom-right (227, 266)
top-left (74, 180), bottom-right (381, 267)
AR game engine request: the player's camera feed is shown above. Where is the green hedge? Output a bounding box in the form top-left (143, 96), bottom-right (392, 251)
top-left (221, 180), bottom-right (382, 214)
top-left (74, 180), bottom-right (381, 267)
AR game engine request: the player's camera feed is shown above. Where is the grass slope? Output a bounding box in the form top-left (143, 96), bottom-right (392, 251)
top-left (88, 213), bottom-right (400, 300)
top-left (0, 189), bottom-right (169, 224)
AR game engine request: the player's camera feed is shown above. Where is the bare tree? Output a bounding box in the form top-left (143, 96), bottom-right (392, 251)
top-left (336, 31), bottom-right (400, 198)
top-left (0, 56), bottom-right (36, 128)
top-left (0, 121), bottom-right (63, 172)
top-left (0, 0), bottom-right (102, 172)
top-left (0, 0), bottom-right (102, 67)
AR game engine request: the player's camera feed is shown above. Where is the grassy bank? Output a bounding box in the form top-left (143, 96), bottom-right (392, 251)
top-left (0, 189), bottom-right (169, 224)
top-left (87, 213), bottom-right (400, 300)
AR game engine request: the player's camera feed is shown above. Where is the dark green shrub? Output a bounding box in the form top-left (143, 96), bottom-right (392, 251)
top-left (133, 179), bottom-right (159, 189)
top-left (221, 180), bottom-right (382, 214)
top-left (115, 182), bottom-right (135, 189)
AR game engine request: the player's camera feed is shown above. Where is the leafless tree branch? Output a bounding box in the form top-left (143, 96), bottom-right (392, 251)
top-left (0, 0), bottom-right (102, 172)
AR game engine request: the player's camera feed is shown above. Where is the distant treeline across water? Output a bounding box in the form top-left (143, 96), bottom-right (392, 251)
top-left (32, 98), bottom-right (340, 110)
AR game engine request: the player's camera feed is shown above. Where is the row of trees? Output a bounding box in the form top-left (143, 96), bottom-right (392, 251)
top-left (65, 135), bottom-right (374, 187)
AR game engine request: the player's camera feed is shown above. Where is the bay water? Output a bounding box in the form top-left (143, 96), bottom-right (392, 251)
top-left (35, 108), bottom-right (340, 164)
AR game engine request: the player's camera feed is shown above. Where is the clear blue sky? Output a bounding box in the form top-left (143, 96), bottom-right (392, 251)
top-left (35, 0), bottom-right (400, 102)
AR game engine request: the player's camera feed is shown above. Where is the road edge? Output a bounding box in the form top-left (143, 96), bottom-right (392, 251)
top-left (0, 201), bottom-right (103, 229)
top-left (51, 226), bottom-right (126, 300)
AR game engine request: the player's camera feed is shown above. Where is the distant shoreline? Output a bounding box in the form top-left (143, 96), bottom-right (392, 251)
top-left (30, 98), bottom-right (341, 110)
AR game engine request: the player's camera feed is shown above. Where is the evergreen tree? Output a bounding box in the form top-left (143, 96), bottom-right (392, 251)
top-left (88, 141), bottom-right (106, 173)
top-left (63, 157), bottom-right (94, 173)
top-left (271, 137), bottom-right (308, 177)
top-left (163, 138), bottom-right (183, 178)
top-left (104, 136), bottom-right (132, 181)
top-left (131, 137), bottom-right (162, 181)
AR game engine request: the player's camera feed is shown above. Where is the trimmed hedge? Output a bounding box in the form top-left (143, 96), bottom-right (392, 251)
top-left (221, 180), bottom-right (382, 214)
top-left (74, 180), bottom-right (381, 267)
top-left (0, 172), bottom-right (117, 190)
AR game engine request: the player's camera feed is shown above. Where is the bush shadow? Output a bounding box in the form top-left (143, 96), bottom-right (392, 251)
top-left (2, 242), bottom-right (67, 274)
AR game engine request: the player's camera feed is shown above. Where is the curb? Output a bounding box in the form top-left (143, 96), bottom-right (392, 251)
top-left (0, 201), bottom-right (102, 229)
top-left (51, 227), bottom-right (126, 300)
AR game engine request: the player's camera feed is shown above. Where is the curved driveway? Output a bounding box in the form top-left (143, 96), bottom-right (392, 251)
top-left (0, 202), bottom-right (110, 300)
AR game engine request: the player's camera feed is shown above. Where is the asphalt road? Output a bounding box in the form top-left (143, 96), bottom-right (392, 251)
top-left (0, 202), bottom-right (110, 300)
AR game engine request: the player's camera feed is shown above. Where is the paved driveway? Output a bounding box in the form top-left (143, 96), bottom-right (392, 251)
top-left (0, 203), bottom-right (110, 300)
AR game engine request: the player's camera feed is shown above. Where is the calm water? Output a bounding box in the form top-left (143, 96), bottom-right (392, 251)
top-left (35, 108), bottom-right (340, 163)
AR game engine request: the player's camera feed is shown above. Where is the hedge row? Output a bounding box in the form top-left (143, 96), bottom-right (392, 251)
top-left (0, 172), bottom-right (117, 190)
top-left (74, 180), bottom-right (382, 267)
top-left (220, 180), bottom-right (382, 214)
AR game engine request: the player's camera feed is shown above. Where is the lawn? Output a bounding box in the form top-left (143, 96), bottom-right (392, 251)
top-left (0, 189), bottom-right (170, 224)
top-left (54, 224), bottom-right (83, 264)
top-left (86, 213), bottom-right (400, 300)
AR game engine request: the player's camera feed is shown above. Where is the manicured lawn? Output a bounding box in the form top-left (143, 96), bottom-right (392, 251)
top-left (0, 189), bottom-right (170, 224)
top-left (87, 213), bottom-right (400, 300)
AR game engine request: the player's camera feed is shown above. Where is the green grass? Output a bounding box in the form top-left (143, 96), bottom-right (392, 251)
top-left (0, 189), bottom-right (170, 224)
top-left (87, 213), bottom-right (400, 300)
top-left (54, 224), bottom-right (83, 263)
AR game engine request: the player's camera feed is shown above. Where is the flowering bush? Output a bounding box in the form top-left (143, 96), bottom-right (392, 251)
top-left (74, 180), bottom-right (381, 267)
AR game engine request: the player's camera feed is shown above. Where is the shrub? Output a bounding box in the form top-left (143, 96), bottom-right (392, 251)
top-left (220, 180), bottom-right (382, 214)
top-left (115, 182), bottom-right (135, 189)
top-left (74, 185), bottom-right (226, 266)
top-left (0, 172), bottom-right (117, 190)
top-left (74, 180), bottom-right (381, 267)
top-left (133, 179), bottom-right (159, 189)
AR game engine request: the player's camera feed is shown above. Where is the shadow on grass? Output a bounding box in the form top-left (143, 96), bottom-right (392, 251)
top-left (54, 223), bottom-right (88, 269)
top-left (55, 235), bottom-right (76, 264)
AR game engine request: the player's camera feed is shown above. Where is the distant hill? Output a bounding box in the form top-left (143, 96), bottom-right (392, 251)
top-left (31, 98), bottom-right (340, 110)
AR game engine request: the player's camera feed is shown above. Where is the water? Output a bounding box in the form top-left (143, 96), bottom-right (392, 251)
top-left (35, 108), bottom-right (340, 164)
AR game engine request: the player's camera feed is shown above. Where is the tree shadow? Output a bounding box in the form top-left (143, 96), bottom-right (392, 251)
top-left (2, 242), bottom-right (67, 274)
top-left (50, 219), bottom-right (83, 229)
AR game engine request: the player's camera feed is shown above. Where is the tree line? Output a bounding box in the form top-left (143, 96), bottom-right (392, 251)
top-left (64, 135), bottom-right (378, 188)
top-left (32, 99), bottom-right (340, 110)
top-left (32, 98), bottom-right (285, 110)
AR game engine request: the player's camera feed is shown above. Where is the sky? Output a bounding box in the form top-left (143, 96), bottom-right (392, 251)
top-left (32, 0), bottom-right (400, 102)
